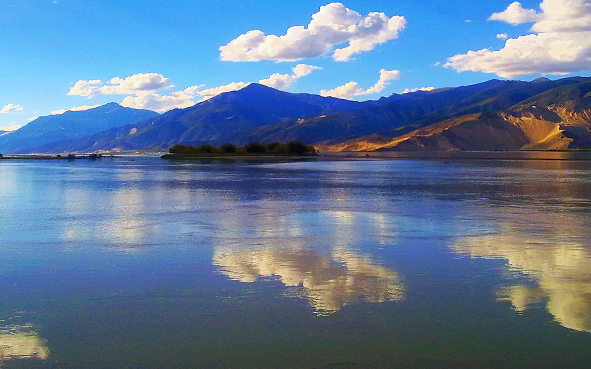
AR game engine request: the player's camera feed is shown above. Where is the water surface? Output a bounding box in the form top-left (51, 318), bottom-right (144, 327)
top-left (1, 154), bottom-right (591, 368)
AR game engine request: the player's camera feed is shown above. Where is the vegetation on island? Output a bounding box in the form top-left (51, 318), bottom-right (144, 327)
top-left (164, 141), bottom-right (317, 158)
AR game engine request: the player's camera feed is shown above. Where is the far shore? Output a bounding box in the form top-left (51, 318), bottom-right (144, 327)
top-left (3, 150), bottom-right (591, 162)
top-left (0, 154), bottom-right (119, 160)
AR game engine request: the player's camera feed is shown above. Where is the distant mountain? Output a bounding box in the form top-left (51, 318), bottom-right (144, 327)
top-left (321, 79), bottom-right (591, 151)
top-left (16, 77), bottom-right (591, 154)
top-left (305, 77), bottom-right (590, 147)
top-left (0, 103), bottom-right (158, 154)
top-left (43, 83), bottom-right (363, 152)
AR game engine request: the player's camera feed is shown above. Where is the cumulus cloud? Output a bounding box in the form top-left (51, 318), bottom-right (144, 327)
top-left (199, 64), bottom-right (320, 101)
top-left (68, 66), bottom-right (320, 113)
top-left (259, 64), bottom-right (322, 89)
top-left (446, 0), bottom-right (591, 78)
top-left (0, 124), bottom-right (22, 132)
top-left (177, 64), bottom-right (320, 104)
top-left (121, 91), bottom-right (198, 112)
top-left (220, 2), bottom-right (406, 62)
top-left (489, 1), bottom-right (540, 24)
top-left (0, 104), bottom-right (23, 114)
top-left (68, 73), bottom-right (172, 97)
top-left (497, 33), bottom-right (509, 39)
top-left (50, 105), bottom-right (100, 115)
top-left (198, 82), bottom-right (249, 101)
top-left (320, 69), bottom-right (400, 99)
top-left (402, 87), bottom-right (435, 94)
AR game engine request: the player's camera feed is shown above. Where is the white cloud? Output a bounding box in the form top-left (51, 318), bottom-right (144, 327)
top-left (497, 33), bottom-right (509, 39)
top-left (69, 65), bottom-right (319, 113)
top-left (0, 124), bottom-right (22, 132)
top-left (68, 73), bottom-right (172, 97)
top-left (220, 2), bottom-right (406, 62)
top-left (196, 64), bottom-right (321, 102)
top-left (321, 69), bottom-right (400, 99)
top-left (402, 87), bottom-right (435, 94)
top-left (0, 104), bottom-right (23, 114)
top-left (532, 0), bottom-right (591, 32)
top-left (198, 82), bottom-right (250, 101)
top-left (259, 64), bottom-right (322, 90)
top-left (489, 1), bottom-right (540, 24)
top-left (446, 0), bottom-right (591, 78)
top-left (51, 105), bottom-right (100, 115)
top-left (27, 117), bottom-right (38, 121)
top-left (121, 92), bottom-right (197, 113)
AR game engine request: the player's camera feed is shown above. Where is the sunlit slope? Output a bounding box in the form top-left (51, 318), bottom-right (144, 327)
top-left (320, 79), bottom-right (591, 151)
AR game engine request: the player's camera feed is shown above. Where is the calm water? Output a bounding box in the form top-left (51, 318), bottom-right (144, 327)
top-left (1, 154), bottom-right (591, 368)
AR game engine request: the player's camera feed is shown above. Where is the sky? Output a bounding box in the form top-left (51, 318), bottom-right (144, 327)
top-left (1, 0), bottom-right (591, 130)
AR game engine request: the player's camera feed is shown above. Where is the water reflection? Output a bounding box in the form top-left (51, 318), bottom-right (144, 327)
top-left (212, 204), bottom-right (404, 315)
top-left (0, 324), bottom-right (49, 363)
top-left (453, 207), bottom-right (591, 332)
top-left (214, 245), bottom-right (403, 314)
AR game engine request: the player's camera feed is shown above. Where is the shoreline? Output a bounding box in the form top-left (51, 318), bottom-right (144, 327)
top-left (3, 150), bottom-right (591, 162)
top-left (0, 154), bottom-right (120, 160)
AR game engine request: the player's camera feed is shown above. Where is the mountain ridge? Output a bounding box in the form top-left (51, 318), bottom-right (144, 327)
top-left (7, 77), bottom-right (591, 154)
top-left (0, 103), bottom-right (158, 154)
top-left (320, 79), bottom-right (591, 152)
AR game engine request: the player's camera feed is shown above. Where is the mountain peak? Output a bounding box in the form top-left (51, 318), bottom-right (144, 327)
top-left (532, 77), bottom-right (551, 83)
top-left (93, 102), bottom-right (123, 111)
top-left (239, 83), bottom-right (278, 93)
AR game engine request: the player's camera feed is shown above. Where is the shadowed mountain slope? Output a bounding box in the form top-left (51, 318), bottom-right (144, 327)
top-left (0, 103), bottom-right (158, 154)
top-left (41, 83), bottom-right (363, 152)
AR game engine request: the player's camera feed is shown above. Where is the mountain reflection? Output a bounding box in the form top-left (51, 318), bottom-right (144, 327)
top-left (0, 324), bottom-right (49, 362)
top-left (453, 208), bottom-right (591, 332)
top-left (214, 245), bottom-right (404, 314)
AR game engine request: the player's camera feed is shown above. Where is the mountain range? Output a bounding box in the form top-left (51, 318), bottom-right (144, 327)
top-left (319, 78), bottom-right (591, 151)
top-left (1, 76), bottom-right (591, 154)
top-left (0, 103), bottom-right (157, 154)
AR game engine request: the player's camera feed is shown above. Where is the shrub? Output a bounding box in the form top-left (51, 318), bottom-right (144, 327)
top-left (220, 143), bottom-right (237, 153)
top-left (169, 144), bottom-right (188, 154)
top-left (245, 142), bottom-right (267, 153)
top-left (287, 140), bottom-right (308, 155)
top-left (197, 144), bottom-right (215, 153)
top-left (272, 144), bottom-right (288, 154)
top-left (266, 141), bottom-right (280, 151)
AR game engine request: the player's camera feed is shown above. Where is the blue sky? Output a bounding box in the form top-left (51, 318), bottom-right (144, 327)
top-left (1, 0), bottom-right (590, 130)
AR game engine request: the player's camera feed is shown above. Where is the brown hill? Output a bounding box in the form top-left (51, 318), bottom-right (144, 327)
top-left (318, 80), bottom-right (591, 152)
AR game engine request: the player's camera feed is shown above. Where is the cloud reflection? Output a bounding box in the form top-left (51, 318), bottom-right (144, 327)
top-left (453, 209), bottom-right (591, 332)
top-left (214, 245), bottom-right (404, 314)
top-left (0, 324), bottom-right (49, 362)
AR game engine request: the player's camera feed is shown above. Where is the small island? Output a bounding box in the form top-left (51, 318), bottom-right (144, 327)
top-left (161, 141), bottom-right (317, 159)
